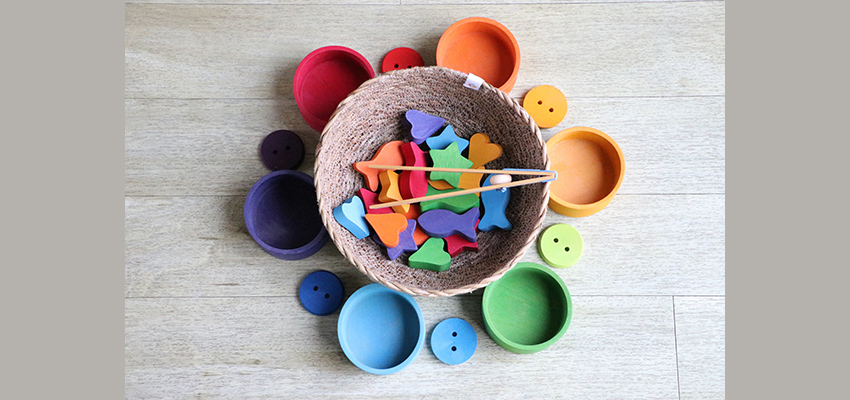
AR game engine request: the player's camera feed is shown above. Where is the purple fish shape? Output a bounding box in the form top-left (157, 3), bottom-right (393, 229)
top-left (405, 110), bottom-right (445, 145)
top-left (372, 219), bottom-right (419, 261)
top-left (418, 207), bottom-right (480, 242)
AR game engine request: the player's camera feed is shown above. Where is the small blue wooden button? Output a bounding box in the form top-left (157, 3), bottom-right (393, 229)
top-left (298, 270), bottom-right (344, 316)
top-left (430, 318), bottom-right (477, 365)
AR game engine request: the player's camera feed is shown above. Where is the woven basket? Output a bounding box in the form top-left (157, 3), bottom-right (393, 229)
top-left (315, 66), bottom-right (550, 297)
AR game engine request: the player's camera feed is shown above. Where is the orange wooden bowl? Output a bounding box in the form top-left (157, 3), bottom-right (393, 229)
top-left (546, 127), bottom-right (624, 217)
top-left (436, 17), bottom-right (520, 94)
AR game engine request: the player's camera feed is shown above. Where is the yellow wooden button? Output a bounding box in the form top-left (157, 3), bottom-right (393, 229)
top-left (522, 85), bottom-right (567, 129)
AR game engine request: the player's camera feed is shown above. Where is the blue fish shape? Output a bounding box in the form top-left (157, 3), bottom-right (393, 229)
top-left (479, 175), bottom-right (512, 232)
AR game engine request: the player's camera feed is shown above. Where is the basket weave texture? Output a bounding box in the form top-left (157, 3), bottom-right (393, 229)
top-left (315, 67), bottom-right (550, 296)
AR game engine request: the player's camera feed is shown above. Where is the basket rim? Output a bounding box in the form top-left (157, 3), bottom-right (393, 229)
top-left (314, 66), bottom-right (550, 297)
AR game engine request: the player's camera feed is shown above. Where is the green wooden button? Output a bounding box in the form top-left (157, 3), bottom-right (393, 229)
top-left (537, 224), bottom-right (583, 268)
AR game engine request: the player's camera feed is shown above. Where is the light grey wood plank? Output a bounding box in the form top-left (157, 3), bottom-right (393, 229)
top-left (127, 0), bottom-right (397, 4)
top-left (125, 2), bottom-right (724, 98)
top-left (126, 295), bottom-right (677, 399)
top-left (675, 296), bottom-right (725, 400)
top-left (403, 0), bottom-right (712, 3)
top-left (125, 193), bottom-right (724, 298)
top-left (125, 96), bottom-right (724, 196)
top-left (126, 0), bottom-right (713, 4)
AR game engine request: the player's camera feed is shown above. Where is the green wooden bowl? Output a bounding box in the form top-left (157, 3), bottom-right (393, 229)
top-left (481, 262), bottom-right (572, 353)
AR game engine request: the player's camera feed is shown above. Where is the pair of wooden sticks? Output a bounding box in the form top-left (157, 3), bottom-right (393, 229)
top-left (367, 165), bottom-right (556, 209)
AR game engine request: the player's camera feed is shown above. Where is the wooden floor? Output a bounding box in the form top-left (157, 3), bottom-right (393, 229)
top-left (125, 1), bottom-right (725, 398)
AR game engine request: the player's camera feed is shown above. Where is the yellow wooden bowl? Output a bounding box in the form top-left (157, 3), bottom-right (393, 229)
top-left (546, 127), bottom-right (624, 217)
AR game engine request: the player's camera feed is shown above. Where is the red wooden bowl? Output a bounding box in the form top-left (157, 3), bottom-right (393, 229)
top-left (293, 46), bottom-right (375, 133)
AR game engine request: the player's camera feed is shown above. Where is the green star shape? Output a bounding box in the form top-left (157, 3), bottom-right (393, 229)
top-left (429, 142), bottom-right (473, 188)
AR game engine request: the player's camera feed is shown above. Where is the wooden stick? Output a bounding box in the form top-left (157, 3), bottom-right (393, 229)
top-left (369, 174), bottom-right (553, 209)
top-left (368, 165), bottom-right (554, 176)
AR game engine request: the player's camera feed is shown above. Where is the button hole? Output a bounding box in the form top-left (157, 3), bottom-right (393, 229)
top-left (565, 247), bottom-right (570, 252)
top-left (553, 238), bottom-right (559, 243)
top-left (394, 63), bottom-right (399, 68)
top-left (452, 332), bottom-right (457, 337)
top-left (324, 293), bottom-right (330, 299)
top-left (272, 150), bottom-right (278, 155)
top-left (537, 100), bottom-right (543, 105)
top-left (313, 286), bottom-right (318, 291)
top-left (451, 346), bottom-right (457, 351)
top-left (285, 145), bottom-right (291, 150)
top-left (549, 108), bottom-right (554, 112)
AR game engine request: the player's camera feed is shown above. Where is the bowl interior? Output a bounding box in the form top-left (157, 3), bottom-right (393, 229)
top-left (316, 67), bottom-right (548, 295)
top-left (549, 128), bottom-right (624, 206)
top-left (483, 263), bottom-right (569, 348)
top-left (437, 18), bottom-right (519, 91)
top-left (246, 173), bottom-right (323, 250)
top-left (340, 284), bottom-right (423, 373)
top-left (294, 47), bottom-right (374, 128)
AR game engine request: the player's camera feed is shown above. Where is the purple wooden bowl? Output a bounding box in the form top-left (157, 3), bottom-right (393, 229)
top-left (244, 170), bottom-right (329, 260)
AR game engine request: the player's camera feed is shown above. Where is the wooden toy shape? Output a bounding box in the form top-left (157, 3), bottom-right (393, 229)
top-left (546, 127), bottom-right (624, 217)
top-left (364, 213), bottom-right (408, 248)
top-left (430, 317), bottom-right (477, 365)
top-left (522, 85), bottom-right (567, 129)
top-left (445, 221), bottom-right (480, 257)
top-left (458, 166), bottom-right (485, 197)
top-left (468, 133), bottom-right (503, 168)
top-left (293, 46), bottom-right (375, 132)
top-left (382, 47), bottom-right (425, 73)
top-left (401, 203), bottom-right (421, 219)
top-left (397, 204), bottom-right (429, 245)
top-left (260, 130), bottom-right (305, 171)
top-left (333, 196), bottom-right (370, 239)
top-left (353, 140), bottom-right (405, 192)
top-left (480, 262), bottom-right (571, 354)
top-left (370, 169), bottom-right (554, 211)
top-left (408, 238), bottom-right (451, 272)
top-left (412, 224), bottom-right (430, 246)
top-left (399, 142), bottom-right (429, 199)
top-left (420, 185), bottom-right (480, 214)
top-left (418, 207), bottom-right (479, 242)
top-left (428, 178), bottom-right (455, 190)
top-left (489, 174), bottom-right (512, 185)
top-left (537, 223), bottom-right (583, 269)
top-left (405, 110), bottom-right (445, 145)
top-left (436, 17), bottom-right (521, 93)
top-left (426, 125), bottom-right (469, 153)
top-left (378, 170), bottom-right (410, 214)
top-left (478, 175), bottom-right (512, 232)
top-left (428, 142), bottom-right (473, 188)
top-left (357, 188), bottom-right (393, 215)
top-left (372, 219), bottom-right (420, 261)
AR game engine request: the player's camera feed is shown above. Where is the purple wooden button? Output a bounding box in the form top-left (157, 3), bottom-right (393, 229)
top-left (260, 130), bottom-right (305, 171)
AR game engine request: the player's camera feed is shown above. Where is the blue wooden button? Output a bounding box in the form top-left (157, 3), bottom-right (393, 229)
top-left (430, 318), bottom-right (477, 365)
top-left (298, 270), bottom-right (344, 316)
